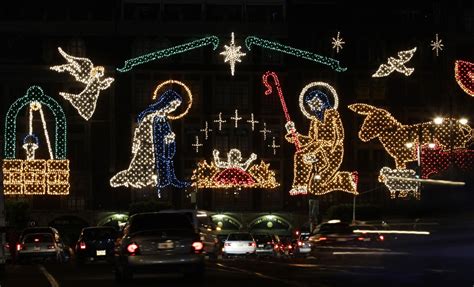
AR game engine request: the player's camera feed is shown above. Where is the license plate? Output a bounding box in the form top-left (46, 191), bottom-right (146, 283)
top-left (158, 242), bottom-right (174, 249)
top-left (34, 246), bottom-right (40, 251)
top-left (258, 244), bottom-right (264, 248)
top-left (96, 250), bottom-right (106, 256)
top-left (336, 238), bottom-right (348, 241)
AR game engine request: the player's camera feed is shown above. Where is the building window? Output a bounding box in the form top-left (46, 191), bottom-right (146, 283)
top-left (214, 81), bottom-right (249, 111)
top-left (67, 38), bottom-right (86, 57)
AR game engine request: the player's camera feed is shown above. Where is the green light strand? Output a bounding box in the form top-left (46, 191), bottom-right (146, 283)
top-left (245, 36), bottom-right (347, 72)
top-left (117, 36), bottom-right (220, 72)
top-left (4, 86), bottom-right (67, 159)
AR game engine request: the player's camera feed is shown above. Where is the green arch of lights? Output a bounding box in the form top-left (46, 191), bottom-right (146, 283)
top-left (248, 214), bottom-right (292, 230)
top-left (4, 86), bottom-right (67, 159)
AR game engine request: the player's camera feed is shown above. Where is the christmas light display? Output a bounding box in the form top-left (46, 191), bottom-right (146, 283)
top-left (117, 36), bottom-right (220, 72)
top-left (268, 137), bottom-right (280, 155)
top-left (349, 103), bottom-right (472, 169)
top-left (259, 122), bottom-right (271, 141)
top-left (50, 47), bottom-right (114, 120)
top-left (455, 60), bottom-right (474, 97)
top-left (192, 136), bottom-right (203, 153)
top-left (214, 112), bottom-right (227, 131)
top-left (3, 86), bottom-right (69, 195)
top-left (110, 84), bottom-right (191, 196)
top-left (246, 36), bottom-right (347, 72)
top-left (191, 149), bottom-right (278, 189)
top-left (430, 34), bottom-right (444, 57)
top-left (247, 113), bottom-right (259, 131)
top-left (421, 145), bottom-right (474, 179)
top-left (200, 121), bottom-right (212, 140)
top-left (230, 109), bottom-right (242, 128)
top-left (151, 80), bottom-right (193, 120)
top-left (220, 32), bottom-right (246, 76)
top-left (286, 82), bottom-right (357, 196)
top-left (331, 31), bottom-right (345, 54)
top-left (262, 71), bottom-right (300, 150)
top-left (378, 167), bottom-right (420, 199)
top-left (372, 47), bottom-right (417, 77)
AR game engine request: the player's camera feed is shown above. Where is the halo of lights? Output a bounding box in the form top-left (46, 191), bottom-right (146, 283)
top-left (372, 47), bottom-right (417, 77)
top-left (298, 82), bottom-right (339, 121)
top-left (151, 80), bottom-right (193, 120)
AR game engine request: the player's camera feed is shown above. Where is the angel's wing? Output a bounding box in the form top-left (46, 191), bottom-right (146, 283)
top-left (397, 47), bottom-right (417, 62)
top-left (50, 47), bottom-right (94, 84)
top-left (372, 63), bottom-right (395, 78)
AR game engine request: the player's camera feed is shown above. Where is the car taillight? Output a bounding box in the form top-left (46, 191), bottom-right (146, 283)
top-left (249, 242), bottom-right (256, 247)
top-left (379, 235), bottom-right (384, 241)
top-left (127, 243), bottom-right (139, 255)
top-left (357, 237), bottom-right (365, 241)
top-left (288, 245), bottom-right (292, 249)
top-left (16, 243), bottom-right (23, 251)
top-left (274, 244), bottom-right (279, 249)
top-left (317, 237), bottom-right (327, 241)
top-left (192, 242), bottom-right (204, 253)
top-left (79, 241), bottom-right (86, 250)
top-left (297, 241), bottom-right (303, 246)
top-left (47, 245), bottom-right (55, 249)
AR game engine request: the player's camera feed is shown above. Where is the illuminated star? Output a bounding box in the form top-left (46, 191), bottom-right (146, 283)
top-left (430, 33), bottom-right (444, 57)
top-left (331, 31), bottom-right (345, 54)
top-left (220, 32), bottom-right (246, 76)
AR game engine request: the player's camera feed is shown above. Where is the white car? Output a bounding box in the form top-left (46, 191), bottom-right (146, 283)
top-left (222, 232), bottom-right (256, 257)
top-left (17, 233), bottom-right (64, 263)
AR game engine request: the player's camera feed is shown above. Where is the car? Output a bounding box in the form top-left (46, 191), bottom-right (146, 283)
top-left (114, 212), bottom-right (205, 283)
top-left (293, 234), bottom-right (312, 257)
top-left (222, 232), bottom-right (256, 258)
top-left (308, 220), bottom-right (359, 248)
top-left (159, 209), bottom-right (220, 259)
top-left (17, 233), bottom-right (65, 263)
top-left (351, 223), bottom-right (385, 244)
top-left (278, 237), bottom-right (295, 257)
top-left (3, 242), bottom-right (12, 263)
top-left (75, 226), bottom-right (118, 264)
top-left (252, 233), bottom-right (279, 257)
top-left (17, 226), bottom-right (68, 262)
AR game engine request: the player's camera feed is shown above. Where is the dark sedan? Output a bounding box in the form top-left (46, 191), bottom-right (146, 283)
top-left (75, 226), bottom-right (118, 264)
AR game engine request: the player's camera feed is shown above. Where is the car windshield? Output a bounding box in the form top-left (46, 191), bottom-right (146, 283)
top-left (24, 233), bottom-right (53, 244)
top-left (129, 213), bottom-right (194, 234)
top-left (227, 233), bottom-right (253, 241)
top-left (252, 234), bottom-right (273, 242)
top-left (83, 228), bottom-right (117, 240)
top-left (318, 223), bottom-right (353, 234)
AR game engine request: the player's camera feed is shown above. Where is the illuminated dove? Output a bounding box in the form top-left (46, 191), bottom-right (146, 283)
top-left (372, 47), bottom-right (417, 78)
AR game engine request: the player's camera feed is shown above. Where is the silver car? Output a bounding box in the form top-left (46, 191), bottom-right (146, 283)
top-left (114, 212), bottom-right (205, 283)
top-left (17, 233), bottom-right (64, 263)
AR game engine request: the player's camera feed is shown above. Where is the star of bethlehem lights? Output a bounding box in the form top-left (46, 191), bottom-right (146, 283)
top-left (430, 33), bottom-right (444, 57)
top-left (220, 32), bottom-right (246, 76)
top-left (372, 47), bottom-right (417, 77)
top-left (331, 31), bottom-right (345, 54)
top-left (110, 80), bottom-right (192, 197)
top-left (191, 149), bottom-right (279, 189)
top-left (3, 86), bottom-right (70, 196)
top-left (286, 81), bottom-right (358, 196)
top-left (50, 47), bottom-right (114, 120)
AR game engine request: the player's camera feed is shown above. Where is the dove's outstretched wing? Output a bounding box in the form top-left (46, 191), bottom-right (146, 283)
top-left (372, 63), bottom-right (395, 78)
top-left (397, 47), bottom-right (417, 62)
top-left (50, 47), bottom-right (94, 84)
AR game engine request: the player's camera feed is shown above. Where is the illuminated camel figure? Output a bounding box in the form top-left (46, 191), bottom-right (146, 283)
top-left (349, 103), bottom-right (472, 169)
top-left (285, 82), bottom-right (358, 196)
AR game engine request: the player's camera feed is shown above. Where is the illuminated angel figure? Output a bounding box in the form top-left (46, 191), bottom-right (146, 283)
top-left (285, 82), bottom-right (357, 196)
top-left (212, 149), bottom-right (257, 186)
top-left (110, 90), bottom-right (190, 196)
top-left (50, 47), bottom-right (114, 120)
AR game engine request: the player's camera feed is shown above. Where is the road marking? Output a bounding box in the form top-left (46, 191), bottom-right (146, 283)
top-left (38, 265), bottom-right (60, 287)
top-left (332, 251), bottom-right (409, 255)
top-left (216, 263), bottom-right (304, 287)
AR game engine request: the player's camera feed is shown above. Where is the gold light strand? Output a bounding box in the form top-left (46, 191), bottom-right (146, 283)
top-left (372, 47), bottom-right (417, 77)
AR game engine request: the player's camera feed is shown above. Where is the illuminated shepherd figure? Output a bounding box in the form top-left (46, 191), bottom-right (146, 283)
top-left (285, 82), bottom-right (358, 196)
top-left (110, 90), bottom-right (189, 196)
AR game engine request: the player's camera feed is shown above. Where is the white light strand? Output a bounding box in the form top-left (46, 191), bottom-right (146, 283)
top-left (430, 34), bottom-right (444, 57)
top-left (247, 113), bottom-right (259, 131)
top-left (230, 109), bottom-right (242, 128)
top-left (259, 122), bottom-right (271, 141)
top-left (372, 47), bottom-right (417, 77)
top-left (331, 31), bottom-right (345, 54)
top-left (220, 32), bottom-right (246, 76)
top-left (268, 137), bottom-right (280, 155)
top-left (37, 104), bottom-right (54, 159)
top-left (200, 121), bottom-right (212, 140)
top-left (214, 112), bottom-right (227, 131)
top-left (192, 136), bottom-right (203, 153)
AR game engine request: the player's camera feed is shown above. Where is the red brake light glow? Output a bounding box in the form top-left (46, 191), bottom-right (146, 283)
top-left (127, 243), bottom-right (139, 254)
top-left (318, 237), bottom-right (327, 241)
top-left (379, 235), bottom-right (385, 241)
top-left (297, 241), bottom-right (303, 246)
top-left (79, 241), bottom-right (86, 250)
top-left (16, 244), bottom-right (22, 251)
top-left (249, 242), bottom-right (256, 247)
top-left (192, 242), bottom-right (204, 252)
